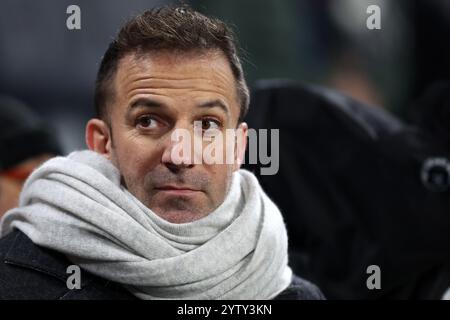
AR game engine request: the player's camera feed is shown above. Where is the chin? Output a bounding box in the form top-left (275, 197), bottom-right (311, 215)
top-left (153, 208), bottom-right (209, 224)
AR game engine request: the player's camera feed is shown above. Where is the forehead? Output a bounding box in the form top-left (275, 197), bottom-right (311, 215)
top-left (118, 49), bottom-right (233, 77)
top-left (113, 49), bottom-right (239, 116)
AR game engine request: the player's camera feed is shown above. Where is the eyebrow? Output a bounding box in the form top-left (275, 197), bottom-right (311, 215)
top-left (198, 99), bottom-right (229, 115)
top-left (129, 98), bottom-right (164, 110)
top-left (129, 98), bottom-right (230, 115)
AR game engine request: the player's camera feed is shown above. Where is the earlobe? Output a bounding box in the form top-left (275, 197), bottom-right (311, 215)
top-left (85, 119), bottom-right (112, 158)
top-left (234, 122), bottom-right (248, 171)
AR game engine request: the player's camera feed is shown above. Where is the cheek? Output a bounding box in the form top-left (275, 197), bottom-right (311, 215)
top-left (203, 130), bottom-right (241, 166)
top-left (206, 164), bottom-right (234, 196)
top-left (113, 136), bottom-right (162, 182)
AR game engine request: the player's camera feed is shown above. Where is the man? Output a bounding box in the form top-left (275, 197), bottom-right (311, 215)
top-left (0, 6), bottom-right (323, 300)
top-left (0, 95), bottom-right (61, 218)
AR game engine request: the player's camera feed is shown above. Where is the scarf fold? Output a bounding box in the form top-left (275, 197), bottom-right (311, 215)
top-left (0, 150), bottom-right (292, 299)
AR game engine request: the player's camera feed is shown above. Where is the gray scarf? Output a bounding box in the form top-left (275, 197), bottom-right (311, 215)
top-left (0, 150), bottom-right (292, 299)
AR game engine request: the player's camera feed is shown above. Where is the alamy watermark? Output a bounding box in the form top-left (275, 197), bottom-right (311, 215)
top-left (366, 4), bottom-right (381, 30)
top-left (66, 5), bottom-right (81, 30)
top-left (366, 264), bottom-right (381, 290)
top-left (66, 265), bottom-right (81, 290)
top-left (170, 122), bottom-right (279, 176)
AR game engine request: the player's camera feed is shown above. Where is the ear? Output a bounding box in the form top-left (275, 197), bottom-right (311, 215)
top-left (233, 122), bottom-right (248, 171)
top-left (85, 118), bottom-right (112, 160)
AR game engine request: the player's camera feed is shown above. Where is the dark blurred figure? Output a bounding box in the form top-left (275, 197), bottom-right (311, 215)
top-left (409, 82), bottom-right (450, 151)
top-left (244, 79), bottom-right (450, 299)
top-left (0, 95), bottom-right (62, 217)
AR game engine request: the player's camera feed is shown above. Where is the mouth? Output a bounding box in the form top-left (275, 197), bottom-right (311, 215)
top-left (155, 185), bottom-right (202, 196)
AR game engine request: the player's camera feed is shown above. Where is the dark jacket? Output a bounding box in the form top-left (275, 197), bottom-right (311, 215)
top-left (0, 229), bottom-right (324, 300)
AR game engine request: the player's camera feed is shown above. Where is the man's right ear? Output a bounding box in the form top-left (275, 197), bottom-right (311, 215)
top-left (85, 119), bottom-right (112, 159)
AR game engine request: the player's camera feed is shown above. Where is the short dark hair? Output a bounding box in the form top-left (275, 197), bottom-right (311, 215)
top-left (94, 6), bottom-right (249, 124)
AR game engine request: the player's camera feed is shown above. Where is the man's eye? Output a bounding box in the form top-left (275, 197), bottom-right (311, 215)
top-left (136, 115), bottom-right (158, 129)
top-left (201, 119), bottom-right (221, 131)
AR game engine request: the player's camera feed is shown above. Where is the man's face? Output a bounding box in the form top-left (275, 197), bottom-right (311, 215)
top-left (102, 50), bottom-right (246, 223)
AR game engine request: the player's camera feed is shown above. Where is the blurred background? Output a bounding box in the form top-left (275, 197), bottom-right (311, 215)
top-left (0, 0), bottom-right (449, 153)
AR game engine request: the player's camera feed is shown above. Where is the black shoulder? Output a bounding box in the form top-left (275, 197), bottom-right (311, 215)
top-left (0, 229), bottom-right (135, 300)
top-left (0, 229), bottom-right (65, 299)
top-left (274, 274), bottom-right (326, 300)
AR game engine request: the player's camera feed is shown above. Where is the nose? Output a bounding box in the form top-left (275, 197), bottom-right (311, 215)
top-left (163, 160), bottom-right (193, 173)
top-left (161, 124), bottom-right (197, 172)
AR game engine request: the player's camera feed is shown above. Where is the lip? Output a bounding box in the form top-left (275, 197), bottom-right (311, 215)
top-left (155, 185), bottom-right (202, 195)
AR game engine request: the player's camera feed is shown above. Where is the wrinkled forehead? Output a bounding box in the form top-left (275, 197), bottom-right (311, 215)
top-left (115, 49), bottom-right (238, 99)
top-left (110, 49), bottom-right (241, 123)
